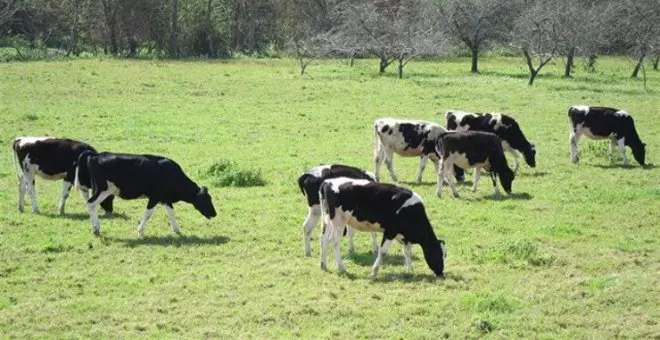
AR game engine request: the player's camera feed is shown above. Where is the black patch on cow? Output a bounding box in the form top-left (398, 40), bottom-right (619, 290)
top-left (298, 164), bottom-right (374, 207)
top-left (398, 123), bottom-right (430, 151)
top-left (380, 125), bottom-right (390, 133)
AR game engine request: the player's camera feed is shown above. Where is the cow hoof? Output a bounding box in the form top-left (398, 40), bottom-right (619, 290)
top-left (452, 192), bottom-right (460, 198)
top-left (471, 187), bottom-right (477, 192)
top-left (32, 209), bottom-right (40, 214)
top-left (320, 262), bottom-right (327, 271)
top-left (18, 207), bottom-right (24, 213)
top-left (93, 230), bottom-right (100, 237)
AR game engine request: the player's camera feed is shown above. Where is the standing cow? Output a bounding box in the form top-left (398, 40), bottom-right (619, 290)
top-left (568, 105), bottom-right (646, 166)
top-left (12, 137), bottom-right (114, 215)
top-left (374, 118), bottom-right (446, 183)
top-left (436, 131), bottom-right (515, 198)
top-left (446, 110), bottom-right (535, 181)
top-left (319, 177), bottom-right (446, 277)
top-left (76, 151), bottom-right (216, 236)
top-left (298, 164), bottom-right (379, 256)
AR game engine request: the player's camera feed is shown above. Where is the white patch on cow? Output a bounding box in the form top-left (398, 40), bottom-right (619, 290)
top-left (163, 204), bottom-right (181, 234)
top-left (489, 113), bottom-right (504, 130)
top-left (450, 152), bottom-right (490, 171)
top-left (571, 105), bottom-right (590, 114)
top-left (363, 170), bottom-right (377, 182)
top-left (344, 209), bottom-right (385, 233)
top-left (327, 177), bottom-right (371, 193)
top-left (396, 192), bottom-right (423, 214)
top-left (307, 165), bottom-right (332, 178)
top-left (440, 241), bottom-right (447, 259)
top-left (58, 181), bottom-right (73, 215)
top-left (15, 136), bottom-right (52, 148)
top-left (137, 206), bottom-right (156, 237)
top-left (302, 204), bottom-right (322, 256)
top-left (445, 110), bottom-right (474, 129)
top-left (371, 239), bottom-right (393, 277)
top-left (615, 110), bottom-right (629, 116)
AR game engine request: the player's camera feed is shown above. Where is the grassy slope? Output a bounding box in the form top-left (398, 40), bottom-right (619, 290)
top-left (0, 57), bottom-right (658, 338)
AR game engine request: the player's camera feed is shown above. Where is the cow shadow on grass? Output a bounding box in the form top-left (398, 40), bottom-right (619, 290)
top-left (462, 192), bottom-right (533, 201)
top-left (591, 163), bottom-right (655, 170)
top-left (106, 234), bottom-right (231, 247)
top-left (43, 212), bottom-right (130, 221)
top-left (348, 251), bottom-right (418, 267)
top-left (516, 171), bottom-right (549, 177)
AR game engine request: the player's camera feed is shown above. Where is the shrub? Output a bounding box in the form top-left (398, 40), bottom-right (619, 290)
top-left (201, 159), bottom-right (266, 187)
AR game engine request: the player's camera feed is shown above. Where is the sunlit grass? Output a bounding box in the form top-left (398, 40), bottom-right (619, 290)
top-left (0, 56), bottom-right (658, 338)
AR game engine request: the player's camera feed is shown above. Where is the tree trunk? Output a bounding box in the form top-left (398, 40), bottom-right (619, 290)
top-left (398, 59), bottom-right (404, 78)
top-left (66, 0), bottom-right (81, 57)
top-left (109, 21), bottom-right (118, 55)
top-left (528, 69), bottom-right (538, 86)
top-left (564, 47), bottom-right (575, 78)
top-left (170, 0), bottom-right (179, 58)
top-left (349, 51), bottom-right (356, 67)
top-left (631, 54), bottom-right (646, 78)
top-left (470, 47), bottom-right (479, 73)
top-left (653, 56), bottom-right (659, 71)
top-left (379, 57), bottom-right (389, 73)
top-left (207, 0), bottom-right (215, 57)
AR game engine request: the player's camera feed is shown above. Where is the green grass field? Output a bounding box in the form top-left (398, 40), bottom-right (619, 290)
top-left (0, 56), bottom-right (658, 338)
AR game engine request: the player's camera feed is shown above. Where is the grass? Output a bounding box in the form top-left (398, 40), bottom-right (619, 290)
top-left (0, 56), bottom-right (658, 338)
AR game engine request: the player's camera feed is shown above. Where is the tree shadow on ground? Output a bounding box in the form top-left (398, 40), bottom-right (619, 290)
top-left (105, 234), bottom-right (231, 247)
top-left (43, 211), bottom-right (130, 221)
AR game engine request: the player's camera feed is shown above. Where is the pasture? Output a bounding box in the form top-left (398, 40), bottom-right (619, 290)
top-left (0, 57), bottom-right (658, 338)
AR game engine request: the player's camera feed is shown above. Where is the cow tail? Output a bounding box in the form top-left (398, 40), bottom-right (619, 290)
top-left (74, 150), bottom-right (95, 189)
top-left (298, 173), bottom-right (311, 196)
top-left (11, 139), bottom-right (22, 184)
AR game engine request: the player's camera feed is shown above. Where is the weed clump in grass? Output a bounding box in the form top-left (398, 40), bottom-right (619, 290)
top-left (472, 238), bottom-right (555, 266)
top-left (201, 159), bottom-right (267, 187)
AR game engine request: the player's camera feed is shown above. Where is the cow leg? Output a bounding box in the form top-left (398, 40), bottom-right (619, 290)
top-left (79, 187), bottom-right (90, 202)
top-left (491, 172), bottom-right (501, 196)
top-left (384, 148), bottom-right (397, 182)
top-left (374, 141), bottom-right (385, 182)
top-left (439, 161), bottom-right (459, 198)
top-left (58, 181), bottom-right (73, 215)
top-left (617, 138), bottom-right (628, 166)
top-left (569, 129), bottom-right (581, 164)
top-left (137, 199), bottom-right (158, 237)
top-left (472, 168), bottom-right (481, 192)
top-left (371, 232), bottom-right (379, 254)
top-left (371, 238), bottom-right (393, 277)
top-left (403, 242), bottom-right (413, 274)
top-left (25, 174), bottom-right (39, 214)
top-left (330, 224), bottom-right (346, 273)
top-left (18, 174), bottom-right (26, 213)
top-left (320, 221), bottom-right (328, 271)
top-left (609, 139), bottom-right (617, 160)
top-left (86, 189), bottom-right (113, 236)
top-left (436, 160), bottom-right (447, 198)
top-left (417, 155), bottom-right (428, 184)
top-left (510, 150), bottom-right (520, 172)
top-left (163, 203), bottom-right (181, 234)
top-left (453, 165), bottom-right (465, 183)
top-left (346, 226), bottom-right (356, 255)
top-left (302, 204), bottom-right (321, 257)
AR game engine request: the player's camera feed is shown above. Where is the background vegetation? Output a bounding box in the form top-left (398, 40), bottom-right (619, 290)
top-left (0, 57), bottom-right (658, 338)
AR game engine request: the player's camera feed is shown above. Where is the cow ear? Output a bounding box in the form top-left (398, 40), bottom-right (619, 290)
top-left (202, 186), bottom-right (208, 194)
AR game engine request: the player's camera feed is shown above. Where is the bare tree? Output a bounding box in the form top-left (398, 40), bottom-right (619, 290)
top-left (437, 0), bottom-right (516, 73)
top-left (330, 0), bottom-right (444, 76)
top-left (614, 0), bottom-right (660, 78)
top-left (169, 0), bottom-right (178, 57)
top-left (512, 0), bottom-right (561, 85)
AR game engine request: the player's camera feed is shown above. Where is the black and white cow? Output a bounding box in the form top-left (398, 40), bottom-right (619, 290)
top-left (435, 131), bottom-right (515, 198)
top-left (298, 164), bottom-right (379, 256)
top-left (76, 151), bottom-right (217, 236)
top-left (319, 178), bottom-right (446, 277)
top-left (12, 137), bottom-right (114, 215)
top-left (374, 118), bottom-right (446, 183)
top-left (446, 110), bottom-right (536, 181)
top-left (568, 105), bottom-right (646, 166)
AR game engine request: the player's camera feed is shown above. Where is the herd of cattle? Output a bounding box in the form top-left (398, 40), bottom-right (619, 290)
top-left (12, 105), bottom-right (647, 277)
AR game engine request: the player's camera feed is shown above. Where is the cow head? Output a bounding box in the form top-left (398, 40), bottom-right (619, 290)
top-left (498, 168), bottom-right (515, 194)
top-left (632, 143), bottom-right (646, 166)
top-left (523, 144), bottom-right (536, 168)
top-left (422, 239), bottom-right (446, 277)
top-left (193, 186), bottom-right (217, 219)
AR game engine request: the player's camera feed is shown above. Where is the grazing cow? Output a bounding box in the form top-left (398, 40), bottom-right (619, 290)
top-left (76, 151), bottom-right (217, 236)
top-left (436, 131), bottom-right (515, 198)
top-left (374, 118), bottom-right (446, 183)
top-left (12, 137), bottom-right (114, 215)
top-left (445, 110), bottom-right (536, 181)
top-left (298, 164), bottom-right (379, 256)
top-left (568, 105), bottom-right (646, 166)
top-left (319, 178), bottom-right (446, 277)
